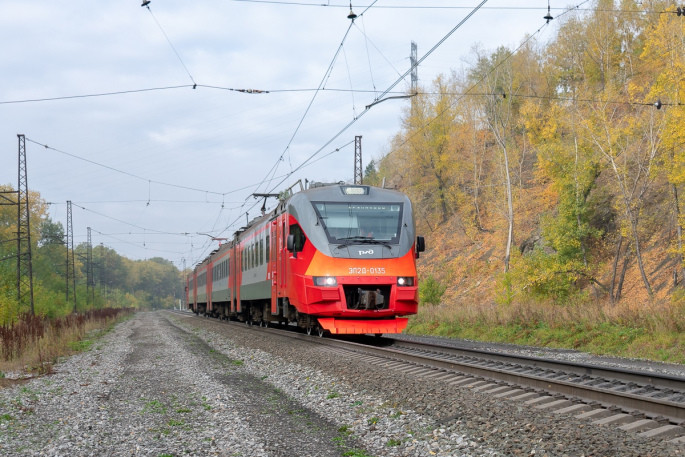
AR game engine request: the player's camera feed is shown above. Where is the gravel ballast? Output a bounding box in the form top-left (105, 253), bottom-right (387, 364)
top-left (1, 311), bottom-right (683, 456)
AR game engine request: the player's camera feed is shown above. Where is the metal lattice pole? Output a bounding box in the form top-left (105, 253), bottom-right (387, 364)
top-left (87, 227), bottom-right (94, 307)
top-left (17, 134), bottom-right (35, 315)
top-left (66, 200), bottom-right (77, 312)
top-left (353, 135), bottom-right (363, 185)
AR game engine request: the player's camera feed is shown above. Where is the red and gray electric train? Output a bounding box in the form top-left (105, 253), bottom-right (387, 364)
top-left (185, 181), bottom-right (425, 335)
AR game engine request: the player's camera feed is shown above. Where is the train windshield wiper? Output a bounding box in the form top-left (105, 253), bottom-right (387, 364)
top-left (335, 236), bottom-right (392, 249)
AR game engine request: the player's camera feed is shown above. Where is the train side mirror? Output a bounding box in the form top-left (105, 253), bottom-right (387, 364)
top-left (416, 236), bottom-right (425, 258)
top-left (287, 234), bottom-right (295, 252)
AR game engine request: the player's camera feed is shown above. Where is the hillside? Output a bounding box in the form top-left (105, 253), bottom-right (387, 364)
top-left (371, 1), bottom-right (685, 362)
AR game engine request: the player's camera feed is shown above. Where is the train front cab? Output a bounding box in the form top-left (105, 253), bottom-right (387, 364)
top-left (279, 184), bottom-right (425, 335)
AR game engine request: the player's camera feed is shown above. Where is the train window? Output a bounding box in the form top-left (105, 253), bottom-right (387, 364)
top-left (289, 224), bottom-right (306, 252)
top-left (312, 202), bottom-right (403, 244)
top-left (259, 239), bottom-right (264, 265)
top-left (265, 235), bottom-right (270, 262)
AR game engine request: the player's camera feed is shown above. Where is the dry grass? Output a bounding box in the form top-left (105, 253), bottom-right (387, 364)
top-left (408, 295), bottom-right (685, 363)
top-left (0, 309), bottom-right (133, 377)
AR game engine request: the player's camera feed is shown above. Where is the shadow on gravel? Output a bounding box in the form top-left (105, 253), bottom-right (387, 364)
top-left (167, 318), bottom-right (367, 457)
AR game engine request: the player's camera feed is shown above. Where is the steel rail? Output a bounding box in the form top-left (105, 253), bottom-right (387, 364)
top-left (387, 339), bottom-right (685, 391)
top-left (171, 311), bottom-right (685, 425)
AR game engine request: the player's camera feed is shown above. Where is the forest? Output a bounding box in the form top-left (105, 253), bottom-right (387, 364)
top-left (2, 1), bottom-right (684, 361)
top-left (0, 185), bottom-right (181, 326)
top-left (366, 0), bottom-right (685, 360)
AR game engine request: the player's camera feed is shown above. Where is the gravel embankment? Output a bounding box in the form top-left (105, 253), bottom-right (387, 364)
top-left (1, 311), bottom-right (683, 456)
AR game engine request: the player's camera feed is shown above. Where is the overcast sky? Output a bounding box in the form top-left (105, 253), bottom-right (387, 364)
top-left (0, 1), bottom-right (563, 269)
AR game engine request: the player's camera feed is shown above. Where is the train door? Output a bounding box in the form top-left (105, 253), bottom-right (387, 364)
top-left (230, 239), bottom-right (237, 314)
top-left (206, 264), bottom-right (213, 312)
top-left (236, 243), bottom-right (243, 313)
top-left (270, 219), bottom-right (278, 314)
top-left (192, 273), bottom-right (197, 311)
top-left (277, 215), bottom-right (288, 296)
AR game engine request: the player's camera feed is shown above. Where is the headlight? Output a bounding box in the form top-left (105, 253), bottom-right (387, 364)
top-left (397, 276), bottom-right (415, 286)
top-left (313, 276), bottom-right (338, 287)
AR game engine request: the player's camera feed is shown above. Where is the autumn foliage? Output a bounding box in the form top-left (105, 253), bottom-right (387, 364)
top-left (373, 1), bottom-right (685, 343)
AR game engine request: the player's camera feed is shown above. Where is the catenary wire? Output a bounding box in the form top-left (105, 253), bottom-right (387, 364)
top-left (143, 3), bottom-right (197, 87)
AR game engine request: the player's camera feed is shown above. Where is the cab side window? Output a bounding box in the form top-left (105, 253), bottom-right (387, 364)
top-left (289, 224), bottom-right (306, 252)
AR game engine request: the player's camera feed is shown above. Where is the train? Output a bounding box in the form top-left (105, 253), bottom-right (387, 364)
top-left (185, 181), bottom-right (425, 335)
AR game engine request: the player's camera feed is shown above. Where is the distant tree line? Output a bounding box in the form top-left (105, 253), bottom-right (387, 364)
top-left (0, 184), bottom-right (182, 325)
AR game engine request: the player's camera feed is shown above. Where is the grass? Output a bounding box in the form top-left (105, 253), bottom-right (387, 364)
top-left (142, 400), bottom-right (167, 415)
top-left (333, 425), bottom-right (374, 457)
top-left (407, 296), bottom-right (685, 364)
top-left (0, 309), bottom-right (134, 376)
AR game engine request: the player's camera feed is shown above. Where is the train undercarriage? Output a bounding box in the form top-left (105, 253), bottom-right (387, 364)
top-left (190, 295), bottom-right (408, 336)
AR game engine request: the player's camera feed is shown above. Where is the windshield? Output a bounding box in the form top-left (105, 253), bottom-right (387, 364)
top-left (312, 202), bottom-right (403, 244)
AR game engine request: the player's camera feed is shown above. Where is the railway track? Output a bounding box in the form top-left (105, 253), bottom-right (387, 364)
top-left (175, 311), bottom-right (685, 444)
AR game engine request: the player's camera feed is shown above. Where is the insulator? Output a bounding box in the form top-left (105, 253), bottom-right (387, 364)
top-left (347, 2), bottom-right (357, 19)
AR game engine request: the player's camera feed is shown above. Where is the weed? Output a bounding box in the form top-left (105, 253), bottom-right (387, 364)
top-left (142, 400), bottom-right (167, 414)
top-left (342, 450), bottom-right (373, 457)
top-left (327, 391), bottom-right (340, 399)
top-left (231, 360), bottom-right (244, 366)
top-left (69, 339), bottom-right (94, 352)
top-left (386, 438), bottom-right (402, 446)
top-left (337, 425), bottom-right (352, 436)
top-left (0, 413), bottom-right (13, 422)
top-left (20, 386), bottom-right (39, 401)
top-left (367, 416), bottom-right (379, 425)
top-left (352, 400), bottom-right (363, 406)
top-left (175, 407), bottom-right (191, 413)
top-left (167, 419), bottom-right (185, 427)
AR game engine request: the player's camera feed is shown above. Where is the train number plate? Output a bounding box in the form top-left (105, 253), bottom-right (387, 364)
top-left (348, 267), bottom-right (386, 275)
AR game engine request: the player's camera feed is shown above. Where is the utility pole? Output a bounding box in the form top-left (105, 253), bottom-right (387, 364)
top-left (66, 200), bottom-right (77, 312)
top-left (353, 135), bottom-right (363, 185)
top-left (87, 227), bottom-right (94, 308)
top-left (16, 134), bottom-right (35, 315)
top-left (410, 41), bottom-right (418, 112)
top-left (99, 243), bottom-right (105, 301)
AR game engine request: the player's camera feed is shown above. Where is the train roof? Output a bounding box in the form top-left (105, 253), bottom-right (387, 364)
top-left (193, 182), bottom-right (410, 270)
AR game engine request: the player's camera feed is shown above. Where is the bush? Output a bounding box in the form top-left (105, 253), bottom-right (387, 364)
top-left (419, 275), bottom-right (446, 306)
